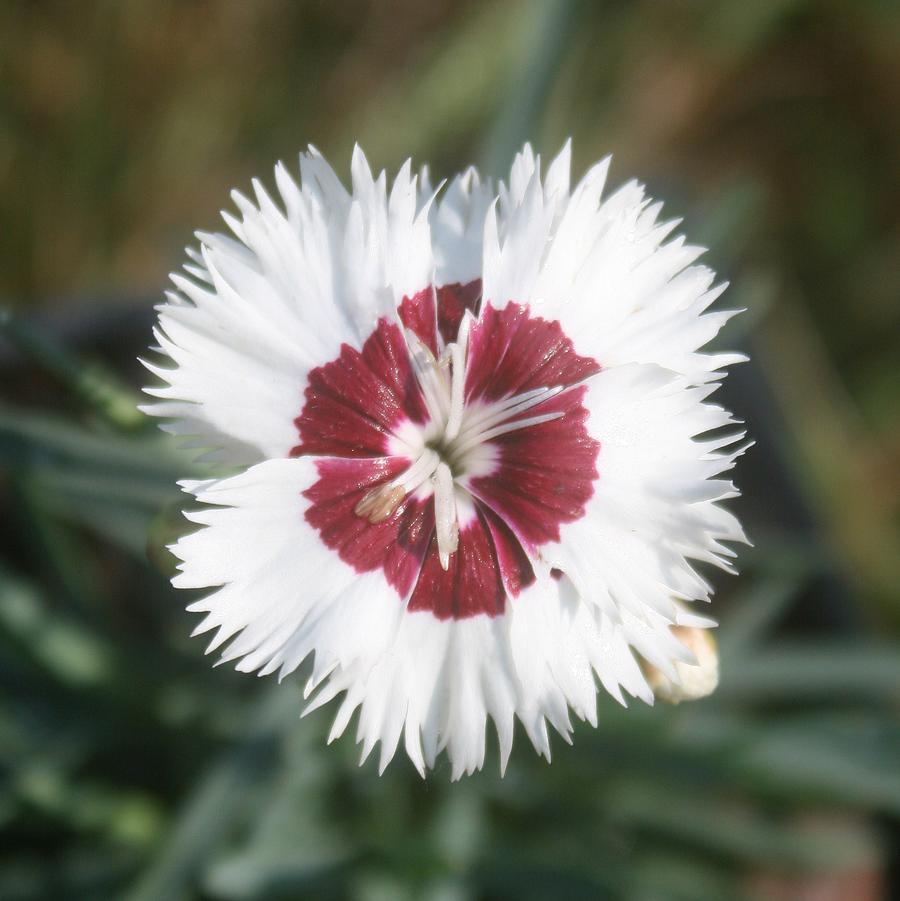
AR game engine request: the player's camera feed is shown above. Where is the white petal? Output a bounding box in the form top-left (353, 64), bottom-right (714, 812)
top-left (484, 148), bottom-right (739, 384)
top-left (430, 166), bottom-right (493, 286)
top-left (172, 458), bottom-right (403, 681)
top-left (542, 363), bottom-right (747, 681)
top-left (303, 571), bottom-right (662, 779)
top-left (143, 149), bottom-right (434, 463)
top-left (301, 578), bottom-right (587, 779)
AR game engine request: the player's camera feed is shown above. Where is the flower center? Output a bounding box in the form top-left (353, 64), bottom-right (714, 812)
top-left (293, 285), bottom-right (601, 621)
top-left (353, 314), bottom-right (564, 570)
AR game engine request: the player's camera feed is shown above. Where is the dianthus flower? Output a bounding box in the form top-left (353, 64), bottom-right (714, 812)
top-left (144, 143), bottom-right (747, 778)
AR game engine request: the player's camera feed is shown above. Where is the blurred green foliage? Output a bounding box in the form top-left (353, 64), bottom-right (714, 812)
top-left (0, 1), bottom-right (898, 899)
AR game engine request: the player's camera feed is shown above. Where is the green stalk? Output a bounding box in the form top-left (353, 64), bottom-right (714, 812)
top-left (0, 308), bottom-right (145, 432)
top-left (479, 0), bottom-right (583, 176)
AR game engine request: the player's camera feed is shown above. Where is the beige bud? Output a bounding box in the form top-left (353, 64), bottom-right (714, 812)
top-left (644, 626), bottom-right (719, 704)
top-left (353, 484), bottom-right (406, 524)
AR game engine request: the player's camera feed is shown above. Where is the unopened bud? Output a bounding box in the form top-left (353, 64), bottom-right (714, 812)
top-left (353, 484), bottom-right (406, 523)
top-left (644, 626), bottom-right (719, 704)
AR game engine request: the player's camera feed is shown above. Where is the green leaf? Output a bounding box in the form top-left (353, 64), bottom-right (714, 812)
top-left (0, 309), bottom-right (145, 431)
top-left (736, 714), bottom-right (900, 814)
top-left (123, 687), bottom-right (300, 901)
top-left (718, 643), bottom-right (900, 701)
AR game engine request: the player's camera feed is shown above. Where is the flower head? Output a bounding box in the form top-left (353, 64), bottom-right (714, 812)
top-left (144, 142), bottom-right (748, 778)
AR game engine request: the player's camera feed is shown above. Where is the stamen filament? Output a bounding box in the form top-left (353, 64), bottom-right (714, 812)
top-left (405, 329), bottom-right (450, 426)
top-left (448, 410), bottom-right (565, 462)
top-left (433, 461), bottom-right (458, 570)
top-left (453, 384), bottom-right (564, 445)
top-left (354, 449), bottom-right (440, 524)
top-left (397, 448), bottom-right (440, 492)
top-left (442, 313), bottom-right (471, 442)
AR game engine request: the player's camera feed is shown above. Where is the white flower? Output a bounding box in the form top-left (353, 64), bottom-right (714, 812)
top-left (143, 142), bottom-right (748, 779)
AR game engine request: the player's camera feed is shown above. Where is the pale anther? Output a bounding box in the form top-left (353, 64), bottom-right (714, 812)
top-left (354, 484), bottom-right (406, 523)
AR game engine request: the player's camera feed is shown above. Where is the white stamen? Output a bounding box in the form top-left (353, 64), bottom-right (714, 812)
top-left (453, 384), bottom-right (564, 445)
top-left (397, 448), bottom-right (440, 493)
top-left (433, 461), bottom-right (458, 570)
top-left (443, 312), bottom-right (471, 442)
top-left (354, 449), bottom-right (440, 524)
top-left (405, 329), bottom-right (450, 426)
top-left (447, 410), bottom-right (565, 462)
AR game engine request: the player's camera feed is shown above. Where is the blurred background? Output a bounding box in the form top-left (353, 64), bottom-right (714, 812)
top-left (1, 1), bottom-right (898, 899)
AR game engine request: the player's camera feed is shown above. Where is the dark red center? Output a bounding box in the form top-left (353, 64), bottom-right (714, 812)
top-left (291, 281), bottom-right (600, 620)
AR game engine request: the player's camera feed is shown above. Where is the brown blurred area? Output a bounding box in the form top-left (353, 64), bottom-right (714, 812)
top-left (0, 1), bottom-right (479, 301)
